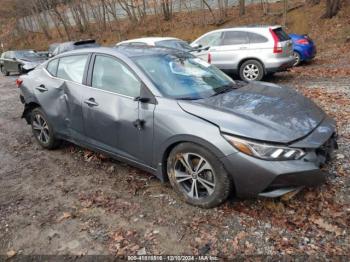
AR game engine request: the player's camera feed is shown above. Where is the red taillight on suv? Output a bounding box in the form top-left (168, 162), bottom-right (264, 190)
top-left (296, 38), bottom-right (309, 45)
top-left (208, 52), bottom-right (212, 64)
top-left (16, 79), bottom-right (23, 88)
top-left (269, 28), bottom-right (283, 54)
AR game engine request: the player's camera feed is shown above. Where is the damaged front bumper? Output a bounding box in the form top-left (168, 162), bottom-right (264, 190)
top-left (220, 117), bottom-right (337, 199)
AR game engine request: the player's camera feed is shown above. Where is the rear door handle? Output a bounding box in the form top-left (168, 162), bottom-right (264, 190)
top-left (240, 47), bottom-right (248, 49)
top-left (84, 98), bottom-right (99, 107)
top-left (36, 84), bottom-right (48, 92)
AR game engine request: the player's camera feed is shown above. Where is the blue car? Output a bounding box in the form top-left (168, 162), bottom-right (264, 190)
top-left (289, 34), bottom-right (316, 66)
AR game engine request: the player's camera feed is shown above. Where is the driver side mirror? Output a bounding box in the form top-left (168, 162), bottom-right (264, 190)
top-left (12, 57), bottom-right (17, 61)
top-left (134, 84), bottom-right (157, 105)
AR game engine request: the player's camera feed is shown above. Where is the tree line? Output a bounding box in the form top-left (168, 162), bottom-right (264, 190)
top-left (0, 0), bottom-right (346, 47)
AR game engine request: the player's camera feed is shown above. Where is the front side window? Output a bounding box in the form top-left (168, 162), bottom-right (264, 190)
top-left (46, 59), bottom-right (59, 76)
top-left (195, 32), bottom-right (222, 47)
top-left (221, 31), bottom-right (249, 45)
top-left (57, 55), bottom-right (89, 83)
top-left (92, 55), bottom-right (141, 97)
top-left (15, 50), bottom-right (40, 59)
top-left (134, 54), bottom-right (235, 100)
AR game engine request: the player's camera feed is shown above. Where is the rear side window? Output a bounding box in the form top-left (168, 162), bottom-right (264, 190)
top-left (273, 28), bottom-right (291, 41)
top-left (57, 55), bottom-right (89, 83)
top-left (221, 31), bottom-right (249, 45)
top-left (248, 32), bottom-right (268, 43)
top-left (46, 59), bottom-right (59, 76)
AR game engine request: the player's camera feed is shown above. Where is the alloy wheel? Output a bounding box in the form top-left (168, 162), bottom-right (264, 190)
top-left (174, 153), bottom-right (215, 199)
top-left (243, 64), bottom-right (259, 81)
top-left (293, 52), bottom-right (301, 66)
top-left (32, 113), bottom-right (50, 144)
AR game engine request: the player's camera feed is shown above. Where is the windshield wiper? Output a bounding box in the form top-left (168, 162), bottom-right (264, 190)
top-left (212, 84), bottom-right (235, 96)
top-left (176, 97), bottom-right (201, 100)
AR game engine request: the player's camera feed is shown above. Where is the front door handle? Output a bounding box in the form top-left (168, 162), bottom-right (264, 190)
top-left (84, 98), bottom-right (99, 107)
top-left (36, 84), bottom-right (48, 92)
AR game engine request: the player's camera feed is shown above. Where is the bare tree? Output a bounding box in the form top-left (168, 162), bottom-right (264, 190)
top-left (239, 0), bottom-right (245, 16)
top-left (321, 0), bottom-right (341, 18)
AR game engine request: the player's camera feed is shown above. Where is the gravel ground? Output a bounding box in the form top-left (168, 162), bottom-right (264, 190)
top-left (0, 62), bottom-right (349, 259)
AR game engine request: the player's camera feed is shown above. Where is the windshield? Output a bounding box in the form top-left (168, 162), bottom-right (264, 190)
top-left (15, 51), bottom-right (40, 59)
top-left (134, 54), bottom-right (235, 99)
top-left (156, 40), bottom-right (193, 52)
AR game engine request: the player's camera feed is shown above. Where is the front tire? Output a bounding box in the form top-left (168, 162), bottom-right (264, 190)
top-left (239, 60), bottom-right (264, 81)
top-left (30, 108), bottom-right (60, 149)
top-left (167, 143), bottom-right (232, 208)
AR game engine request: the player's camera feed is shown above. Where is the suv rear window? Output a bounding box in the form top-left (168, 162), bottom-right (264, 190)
top-left (272, 28), bottom-right (290, 41)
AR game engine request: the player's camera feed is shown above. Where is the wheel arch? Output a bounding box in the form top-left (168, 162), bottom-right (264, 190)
top-left (22, 101), bottom-right (41, 124)
top-left (156, 135), bottom-right (227, 182)
top-left (238, 57), bottom-right (266, 74)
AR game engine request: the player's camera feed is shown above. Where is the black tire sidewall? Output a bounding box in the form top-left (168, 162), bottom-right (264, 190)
top-left (167, 142), bottom-right (232, 208)
top-left (239, 60), bottom-right (264, 81)
top-left (30, 108), bottom-right (59, 149)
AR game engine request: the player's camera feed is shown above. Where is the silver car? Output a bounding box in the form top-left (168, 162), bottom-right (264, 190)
top-left (191, 26), bottom-right (295, 81)
top-left (18, 46), bottom-right (337, 208)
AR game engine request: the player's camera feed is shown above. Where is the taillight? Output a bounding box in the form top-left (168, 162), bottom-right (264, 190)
top-left (296, 38), bottom-right (309, 45)
top-left (16, 79), bottom-right (23, 88)
top-left (269, 28), bottom-right (283, 54)
top-left (208, 52), bottom-right (212, 64)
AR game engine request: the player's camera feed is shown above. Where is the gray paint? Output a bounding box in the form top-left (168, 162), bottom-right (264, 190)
top-left (19, 46), bottom-right (336, 197)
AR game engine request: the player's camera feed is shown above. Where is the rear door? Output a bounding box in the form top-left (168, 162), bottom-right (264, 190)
top-left (211, 30), bottom-right (249, 70)
top-left (34, 54), bottom-right (90, 139)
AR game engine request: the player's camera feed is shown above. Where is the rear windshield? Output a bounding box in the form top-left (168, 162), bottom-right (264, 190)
top-left (273, 28), bottom-right (291, 41)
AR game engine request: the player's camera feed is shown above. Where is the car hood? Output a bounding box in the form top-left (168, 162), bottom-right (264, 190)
top-left (178, 81), bottom-right (325, 144)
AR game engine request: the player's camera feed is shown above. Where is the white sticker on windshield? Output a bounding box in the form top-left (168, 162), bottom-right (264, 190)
top-left (193, 58), bottom-right (211, 68)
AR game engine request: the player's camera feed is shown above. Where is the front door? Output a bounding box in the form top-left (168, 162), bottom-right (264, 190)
top-left (82, 54), bottom-right (155, 165)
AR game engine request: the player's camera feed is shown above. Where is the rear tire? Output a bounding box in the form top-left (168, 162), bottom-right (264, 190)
top-left (167, 142), bottom-right (232, 208)
top-left (239, 60), bottom-right (264, 81)
top-left (293, 51), bottom-right (301, 66)
top-left (30, 108), bottom-right (61, 149)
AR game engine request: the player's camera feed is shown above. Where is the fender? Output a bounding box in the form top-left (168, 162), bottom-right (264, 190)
top-left (155, 134), bottom-right (226, 181)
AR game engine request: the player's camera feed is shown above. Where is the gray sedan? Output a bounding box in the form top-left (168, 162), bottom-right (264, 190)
top-left (17, 46), bottom-right (337, 208)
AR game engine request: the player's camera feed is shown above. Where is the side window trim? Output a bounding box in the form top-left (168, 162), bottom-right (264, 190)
top-left (46, 58), bottom-right (59, 77)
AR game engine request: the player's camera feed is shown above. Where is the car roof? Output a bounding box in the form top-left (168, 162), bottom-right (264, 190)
top-left (208, 25), bottom-right (282, 33)
top-left (55, 46), bottom-right (190, 59)
top-left (117, 37), bottom-right (180, 46)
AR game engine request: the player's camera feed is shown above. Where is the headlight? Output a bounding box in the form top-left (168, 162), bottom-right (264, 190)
top-left (223, 134), bottom-right (305, 161)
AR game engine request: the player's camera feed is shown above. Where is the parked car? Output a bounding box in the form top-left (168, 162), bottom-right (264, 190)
top-left (0, 50), bottom-right (46, 75)
top-left (17, 46), bottom-right (337, 208)
top-left (191, 25), bottom-right (295, 81)
top-left (51, 40), bottom-right (100, 56)
top-left (116, 37), bottom-right (195, 52)
top-left (35, 51), bottom-right (50, 59)
top-left (289, 33), bottom-right (316, 66)
top-left (48, 43), bottom-right (60, 57)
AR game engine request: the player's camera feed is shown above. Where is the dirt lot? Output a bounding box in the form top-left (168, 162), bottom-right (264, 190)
top-left (0, 58), bottom-right (349, 259)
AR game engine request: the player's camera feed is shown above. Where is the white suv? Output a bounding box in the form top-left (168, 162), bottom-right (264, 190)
top-left (191, 26), bottom-right (295, 81)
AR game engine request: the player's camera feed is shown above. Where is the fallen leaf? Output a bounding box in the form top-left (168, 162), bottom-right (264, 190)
top-left (311, 217), bottom-right (343, 236)
top-left (58, 212), bottom-right (72, 222)
top-left (6, 250), bottom-right (16, 258)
